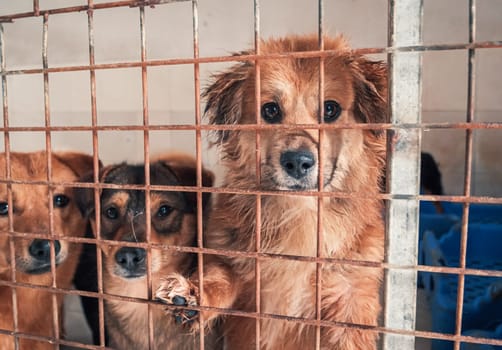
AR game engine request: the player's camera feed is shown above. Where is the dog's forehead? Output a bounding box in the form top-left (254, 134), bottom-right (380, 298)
top-left (103, 190), bottom-right (130, 207)
top-left (150, 163), bottom-right (180, 186)
top-left (0, 153), bottom-right (77, 200)
top-left (104, 165), bottom-right (144, 185)
top-left (100, 164), bottom-right (185, 208)
top-left (0, 152), bottom-right (78, 182)
top-left (104, 163), bottom-right (179, 186)
top-left (257, 58), bottom-right (355, 117)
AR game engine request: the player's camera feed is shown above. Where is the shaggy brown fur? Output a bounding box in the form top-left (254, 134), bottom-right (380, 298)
top-left (156, 35), bottom-right (387, 350)
top-left (75, 154), bottom-right (220, 350)
top-left (0, 151), bottom-right (95, 350)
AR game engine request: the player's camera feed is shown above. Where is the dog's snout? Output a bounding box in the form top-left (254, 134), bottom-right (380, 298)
top-left (29, 239), bottom-right (61, 261)
top-left (280, 150), bottom-right (316, 179)
top-left (115, 247), bottom-right (146, 272)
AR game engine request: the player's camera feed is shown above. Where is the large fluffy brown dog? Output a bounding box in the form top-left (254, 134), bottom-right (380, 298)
top-left (157, 35), bottom-right (387, 350)
top-left (0, 151), bottom-right (95, 350)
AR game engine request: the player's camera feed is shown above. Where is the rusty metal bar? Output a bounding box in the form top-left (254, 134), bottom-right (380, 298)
top-left (86, 2), bottom-right (107, 347)
top-left (383, 0), bottom-right (423, 349)
top-left (0, 310), bottom-right (501, 349)
top-left (0, 121), bottom-right (500, 133)
top-left (2, 254), bottom-right (502, 293)
top-left (138, 5), bottom-right (155, 349)
top-left (1, 177), bottom-right (501, 205)
top-left (315, 0), bottom-right (325, 349)
top-left (0, 21), bottom-right (20, 350)
top-left (190, 1), bottom-right (206, 348)
top-left (33, 0), bottom-right (40, 17)
top-left (453, 1), bottom-right (478, 349)
top-left (253, 0), bottom-right (262, 349)
top-left (41, 12), bottom-right (62, 349)
top-left (2, 40), bottom-right (502, 76)
top-left (0, 0), bottom-right (191, 23)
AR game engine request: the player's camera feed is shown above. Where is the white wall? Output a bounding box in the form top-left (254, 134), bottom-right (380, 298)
top-left (0, 0), bottom-right (501, 195)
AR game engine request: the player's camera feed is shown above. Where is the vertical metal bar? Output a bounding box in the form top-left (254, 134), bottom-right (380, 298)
top-left (383, 0), bottom-right (423, 349)
top-left (191, 2), bottom-right (205, 348)
top-left (86, 2), bottom-right (106, 347)
top-left (138, 6), bottom-right (155, 350)
top-left (253, 1), bottom-right (262, 349)
top-left (43, 16), bottom-right (59, 346)
top-left (33, 0), bottom-right (40, 16)
top-left (140, 4), bottom-right (152, 335)
top-left (453, 1), bottom-right (476, 349)
top-left (315, 0), bottom-right (324, 349)
top-left (42, 12), bottom-right (61, 348)
top-left (1, 22), bottom-right (20, 350)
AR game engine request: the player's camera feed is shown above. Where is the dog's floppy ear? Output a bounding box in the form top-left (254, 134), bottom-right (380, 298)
top-left (74, 164), bottom-right (125, 218)
top-left (171, 164), bottom-right (214, 213)
top-left (157, 155), bottom-right (215, 212)
top-left (203, 56), bottom-right (251, 143)
top-left (351, 57), bottom-right (388, 134)
top-left (53, 152), bottom-right (102, 179)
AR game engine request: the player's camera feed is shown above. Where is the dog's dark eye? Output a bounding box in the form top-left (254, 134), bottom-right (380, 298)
top-left (324, 100), bottom-right (342, 123)
top-left (0, 202), bottom-right (8, 216)
top-left (157, 205), bottom-right (172, 218)
top-left (54, 194), bottom-right (70, 208)
top-left (105, 206), bottom-right (119, 220)
top-left (261, 102), bottom-right (282, 124)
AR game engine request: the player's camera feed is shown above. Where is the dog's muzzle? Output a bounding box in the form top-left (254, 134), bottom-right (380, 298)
top-left (280, 150), bottom-right (316, 180)
top-left (25, 239), bottom-right (62, 274)
top-left (114, 246), bottom-right (146, 278)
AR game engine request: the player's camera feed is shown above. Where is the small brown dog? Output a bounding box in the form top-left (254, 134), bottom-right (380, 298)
top-left (157, 35), bottom-right (387, 349)
top-left (75, 154), bottom-right (219, 349)
top-left (0, 151), bottom-right (95, 350)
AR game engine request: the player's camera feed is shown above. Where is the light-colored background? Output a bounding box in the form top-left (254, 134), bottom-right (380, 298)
top-left (1, 0), bottom-right (501, 196)
top-left (0, 1), bottom-right (501, 348)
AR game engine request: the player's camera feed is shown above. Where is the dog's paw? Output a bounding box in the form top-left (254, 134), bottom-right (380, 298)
top-left (156, 274), bottom-right (199, 330)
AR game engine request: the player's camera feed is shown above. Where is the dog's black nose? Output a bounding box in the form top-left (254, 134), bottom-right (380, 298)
top-left (115, 247), bottom-right (146, 271)
top-left (29, 239), bottom-right (61, 261)
top-left (280, 150), bottom-right (316, 179)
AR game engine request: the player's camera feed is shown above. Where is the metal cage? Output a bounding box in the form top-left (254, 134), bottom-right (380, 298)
top-left (0, 1), bottom-right (501, 349)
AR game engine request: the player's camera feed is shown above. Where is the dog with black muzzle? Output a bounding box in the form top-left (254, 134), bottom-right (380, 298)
top-left (0, 151), bottom-right (95, 350)
top-left (74, 153), bottom-right (219, 350)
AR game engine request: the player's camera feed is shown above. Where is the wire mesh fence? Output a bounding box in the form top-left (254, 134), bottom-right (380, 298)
top-left (0, 1), bottom-right (501, 349)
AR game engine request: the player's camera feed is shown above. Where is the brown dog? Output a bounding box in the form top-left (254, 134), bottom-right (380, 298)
top-left (0, 151), bottom-right (95, 350)
top-left (75, 154), bottom-right (220, 349)
top-left (156, 35), bottom-right (387, 349)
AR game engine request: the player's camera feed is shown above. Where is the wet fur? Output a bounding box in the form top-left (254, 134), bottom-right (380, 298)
top-left (0, 151), bottom-right (95, 350)
top-left (74, 154), bottom-right (220, 350)
top-left (157, 35), bottom-right (387, 350)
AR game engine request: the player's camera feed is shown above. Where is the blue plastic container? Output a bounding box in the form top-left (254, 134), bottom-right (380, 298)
top-left (422, 223), bottom-right (502, 350)
top-left (418, 214), bottom-right (460, 289)
top-left (442, 203), bottom-right (502, 224)
top-left (420, 202), bottom-right (502, 224)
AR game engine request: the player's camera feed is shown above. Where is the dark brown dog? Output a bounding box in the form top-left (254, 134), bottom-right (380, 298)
top-left (75, 153), bottom-right (219, 349)
top-left (0, 151), bottom-right (95, 350)
top-left (156, 35), bottom-right (387, 350)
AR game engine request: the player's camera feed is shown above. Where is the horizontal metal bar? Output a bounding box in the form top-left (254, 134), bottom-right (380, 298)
top-left (1, 40), bottom-right (501, 76)
top-left (0, 284), bottom-right (501, 349)
top-left (0, 122), bottom-right (500, 133)
top-left (0, 329), bottom-right (112, 350)
top-left (0, 0), bottom-right (190, 23)
top-left (0, 177), bottom-right (501, 204)
top-left (1, 231), bottom-right (501, 279)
